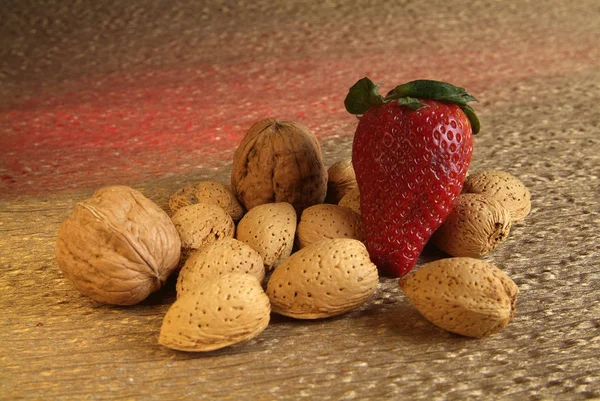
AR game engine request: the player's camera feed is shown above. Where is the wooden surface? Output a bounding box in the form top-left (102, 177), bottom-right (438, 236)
top-left (1, 1), bottom-right (599, 400)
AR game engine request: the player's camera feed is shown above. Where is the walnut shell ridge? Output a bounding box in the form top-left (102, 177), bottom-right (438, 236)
top-left (55, 185), bottom-right (181, 305)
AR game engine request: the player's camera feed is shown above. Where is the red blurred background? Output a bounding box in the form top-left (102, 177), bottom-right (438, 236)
top-left (1, 1), bottom-right (597, 197)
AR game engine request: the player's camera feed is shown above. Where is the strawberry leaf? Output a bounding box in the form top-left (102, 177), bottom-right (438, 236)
top-left (460, 104), bottom-right (480, 135)
top-left (344, 77), bottom-right (385, 115)
top-left (345, 77), bottom-right (480, 134)
top-left (386, 80), bottom-right (477, 106)
top-left (397, 97), bottom-right (427, 110)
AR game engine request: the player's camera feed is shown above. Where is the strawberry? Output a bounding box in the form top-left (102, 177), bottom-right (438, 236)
top-left (344, 78), bottom-right (480, 277)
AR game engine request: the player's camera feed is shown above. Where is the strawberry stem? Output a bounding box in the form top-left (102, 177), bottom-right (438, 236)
top-left (345, 77), bottom-right (481, 134)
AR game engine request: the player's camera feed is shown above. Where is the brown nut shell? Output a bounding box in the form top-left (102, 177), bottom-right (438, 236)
top-left (231, 118), bottom-right (328, 215)
top-left (266, 238), bottom-right (379, 319)
top-left (55, 185), bottom-right (181, 305)
top-left (159, 273), bottom-right (270, 352)
top-left (431, 193), bottom-right (511, 257)
top-left (399, 257), bottom-right (519, 338)
top-left (169, 180), bottom-right (244, 222)
top-left (171, 203), bottom-right (235, 258)
top-left (325, 157), bottom-right (358, 204)
top-left (236, 202), bottom-right (297, 270)
top-left (338, 186), bottom-right (361, 215)
top-left (296, 204), bottom-right (364, 248)
top-left (176, 238), bottom-right (265, 298)
top-left (462, 170), bottom-right (531, 222)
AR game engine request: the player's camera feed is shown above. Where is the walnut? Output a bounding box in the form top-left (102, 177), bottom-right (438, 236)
top-left (231, 118), bottom-right (328, 215)
top-left (55, 185), bottom-right (181, 305)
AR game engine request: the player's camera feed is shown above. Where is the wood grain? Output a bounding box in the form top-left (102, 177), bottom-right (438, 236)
top-left (1, 1), bottom-right (599, 400)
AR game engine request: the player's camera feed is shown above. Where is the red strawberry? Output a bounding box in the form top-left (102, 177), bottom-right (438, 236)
top-left (344, 78), bottom-right (479, 277)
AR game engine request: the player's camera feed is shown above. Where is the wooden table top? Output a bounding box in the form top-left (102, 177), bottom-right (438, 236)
top-left (1, 1), bottom-right (599, 399)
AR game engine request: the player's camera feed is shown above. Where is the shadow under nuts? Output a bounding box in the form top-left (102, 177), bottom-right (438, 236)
top-left (55, 185), bottom-right (181, 305)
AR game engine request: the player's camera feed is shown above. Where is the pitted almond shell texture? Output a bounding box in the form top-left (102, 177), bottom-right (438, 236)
top-left (176, 238), bottom-right (265, 297)
top-left (325, 157), bottom-right (358, 204)
top-left (236, 202), bottom-right (296, 270)
top-left (462, 170), bottom-right (531, 222)
top-left (338, 186), bottom-right (361, 215)
top-left (231, 118), bottom-right (328, 215)
top-left (55, 185), bottom-right (181, 305)
top-left (171, 203), bottom-right (235, 258)
top-left (169, 180), bottom-right (245, 222)
top-left (266, 238), bottom-right (379, 319)
top-left (431, 193), bottom-right (512, 257)
top-left (399, 257), bottom-right (519, 338)
top-left (296, 204), bottom-right (364, 248)
top-left (159, 273), bottom-right (270, 352)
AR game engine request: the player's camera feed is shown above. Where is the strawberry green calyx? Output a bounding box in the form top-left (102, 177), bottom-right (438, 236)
top-left (344, 77), bottom-right (480, 134)
top-left (344, 77), bottom-right (385, 115)
top-left (385, 80), bottom-right (477, 106)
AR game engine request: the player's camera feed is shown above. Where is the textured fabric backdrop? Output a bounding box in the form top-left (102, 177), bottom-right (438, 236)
top-left (1, 1), bottom-right (599, 400)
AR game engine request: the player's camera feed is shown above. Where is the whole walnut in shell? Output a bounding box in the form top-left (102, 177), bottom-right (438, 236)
top-left (55, 186), bottom-right (181, 305)
top-left (231, 118), bottom-right (328, 215)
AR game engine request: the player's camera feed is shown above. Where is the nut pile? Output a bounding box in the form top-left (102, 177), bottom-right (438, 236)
top-left (56, 117), bottom-right (531, 351)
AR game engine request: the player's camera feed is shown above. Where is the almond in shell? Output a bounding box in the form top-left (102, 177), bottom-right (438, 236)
top-left (296, 204), bottom-right (364, 248)
top-left (177, 238), bottom-right (265, 298)
top-left (171, 203), bottom-right (235, 259)
top-left (325, 157), bottom-right (358, 204)
top-left (159, 273), bottom-right (270, 352)
top-left (236, 202), bottom-right (296, 270)
top-left (462, 170), bottom-right (531, 222)
top-left (431, 193), bottom-right (511, 257)
top-left (399, 257), bottom-right (519, 338)
top-left (338, 186), bottom-right (360, 215)
top-left (169, 180), bottom-right (245, 222)
top-left (266, 238), bottom-right (379, 319)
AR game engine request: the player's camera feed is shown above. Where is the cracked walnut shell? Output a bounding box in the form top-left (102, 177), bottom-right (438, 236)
top-left (55, 185), bottom-right (181, 305)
